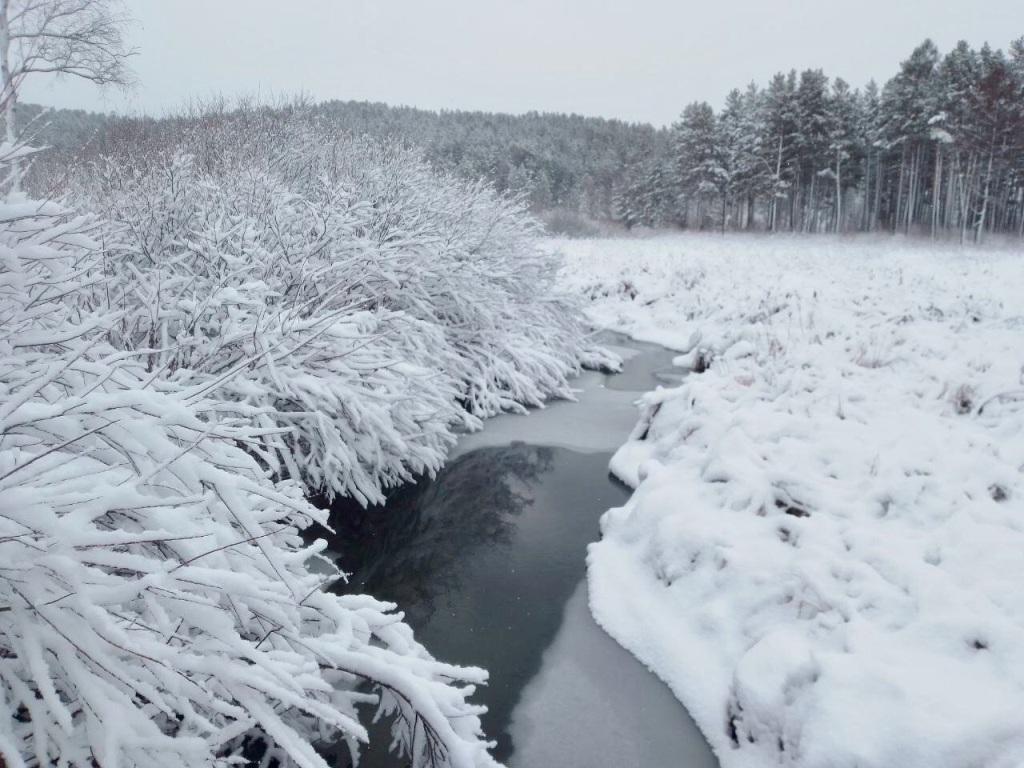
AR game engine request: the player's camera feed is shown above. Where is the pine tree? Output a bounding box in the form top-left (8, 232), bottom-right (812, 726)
top-left (971, 45), bottom-right (1019, 240)
top-left (672, 102), bottom-right (725, 229)
top-left (881, 40), bottom-right (941, 233)
top-left (936, 41), bottom-right (981, 238)
top-left (619, 36), bottom-right (1024, 238)
top-left (858, 80), bottom-right (884, 231)
top-left (792, 69), bottom-right (832, 232)
top-left (763, 71), bottom-right (800, 231)
top-left (719, 85), bottom-right (769, 229)
top-left (1008, 38), bottom-right (1024, 236)
top-left (826, 78), bottom-right (861, 231)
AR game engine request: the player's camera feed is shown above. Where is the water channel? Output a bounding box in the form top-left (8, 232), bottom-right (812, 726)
top-left (321, 334), bottom-right (717, 768)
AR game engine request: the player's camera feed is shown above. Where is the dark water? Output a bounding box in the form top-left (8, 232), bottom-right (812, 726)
top-left (598, 336), bottom-right (685, 392)
top-left (318, 335), bottom-right (718, 768)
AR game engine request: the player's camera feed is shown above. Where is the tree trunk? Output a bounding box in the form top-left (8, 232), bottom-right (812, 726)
top-left (805, 173), bottom-right (816, 234)
top-left (977, 137), bottom-right (996, 244)
top-left (861, 148), bottom-right (871, 232)
top-left (1018, 188), bottom-right (1024, 239)
top-left (931, 143), bottom-right (943, 238)
top-left (0, 0), bottom-right (16, 193)
top-left (905, 145), bottom-right (919, 234)
top-left (788, 176), bottom-right (796, 232)
top-left (872, 153), bottom-right (882, 231)
top-left (835, 148), bottom-right (842, 233)
top-left (960, 153), bottom-right (977, 246)
top-left (770, 133), bottom-right (783, 233)
top-left (944, 151), bottom-right (957, 232)
top-left (894, 146), bottom-right (906, 233)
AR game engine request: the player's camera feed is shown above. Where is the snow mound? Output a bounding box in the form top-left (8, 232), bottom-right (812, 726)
top-left (560, 235), bottom-right (1024, 768)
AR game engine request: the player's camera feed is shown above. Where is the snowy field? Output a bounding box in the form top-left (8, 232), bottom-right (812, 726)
top-left (554, 235), bottom-right (1024, 768)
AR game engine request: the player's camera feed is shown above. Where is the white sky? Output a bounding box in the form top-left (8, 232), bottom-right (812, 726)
top-left (20, 0), bottom-right (1024, 127)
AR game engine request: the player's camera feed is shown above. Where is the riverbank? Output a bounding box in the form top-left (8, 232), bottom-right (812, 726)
top-left (556, 235), bottom-right (1024, 768)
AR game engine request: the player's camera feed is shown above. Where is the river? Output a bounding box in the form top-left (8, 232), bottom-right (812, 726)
top-left (320, 334), bottom-right (717, 768)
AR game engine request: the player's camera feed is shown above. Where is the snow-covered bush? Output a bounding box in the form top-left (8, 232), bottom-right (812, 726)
top-left (0, 151), bottom-right (501, 768)
top-left (69, 110), bottom-right (614, 503)
top-left (75, 150), bottom-right (467, 505)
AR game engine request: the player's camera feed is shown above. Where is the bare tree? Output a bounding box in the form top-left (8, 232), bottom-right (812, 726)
top-left (0, 0), bottom-right (134, 184)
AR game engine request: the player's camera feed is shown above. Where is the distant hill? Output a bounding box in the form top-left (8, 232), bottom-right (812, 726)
top-left (20, 99), bottom-right (666, 227)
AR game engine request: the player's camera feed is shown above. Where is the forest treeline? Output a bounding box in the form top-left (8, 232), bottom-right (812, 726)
top-left (618, 38), bottom-right (1024, 240)
top-left (24, 36), bottom-right (1024, 240)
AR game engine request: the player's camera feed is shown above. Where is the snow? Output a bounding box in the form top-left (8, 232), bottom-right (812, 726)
top-left (0, 190), bottom-right (504, 768)
top-left (555, 234), bottom-right (1024, 768)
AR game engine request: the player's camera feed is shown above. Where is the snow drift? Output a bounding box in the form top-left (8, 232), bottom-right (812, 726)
top-left (561, 235), bottom-right (1024, 768)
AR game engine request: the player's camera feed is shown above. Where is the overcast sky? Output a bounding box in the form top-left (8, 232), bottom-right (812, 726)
top-left (20, 0), bottom-right (1024, 127)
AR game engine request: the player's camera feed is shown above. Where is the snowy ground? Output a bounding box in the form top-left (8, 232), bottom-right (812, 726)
top-left (553, 234), bottom-right (1024, 768)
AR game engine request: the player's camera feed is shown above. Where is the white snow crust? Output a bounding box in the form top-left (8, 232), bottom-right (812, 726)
top-left (557, 234), bottom-right (1024, 768)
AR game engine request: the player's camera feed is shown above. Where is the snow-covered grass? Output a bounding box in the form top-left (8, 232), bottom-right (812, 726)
top-left (556, 234), bottom-right (1024, 768)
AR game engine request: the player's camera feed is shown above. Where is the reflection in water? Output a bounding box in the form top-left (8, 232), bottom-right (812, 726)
top-left (321, 444), bottom-right (631, 766)
top-left (323, 444), bottom-right (555, 626)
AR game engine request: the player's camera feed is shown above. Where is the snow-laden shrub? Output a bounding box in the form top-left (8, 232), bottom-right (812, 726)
top-left (0, 162), bottom-right (500, 768)
top-left (282, 133), bottom-right (618, 417)
top-left (70, 113), bottom-right (615, 502)
top-left (76, 151), bottom-right (468, 505)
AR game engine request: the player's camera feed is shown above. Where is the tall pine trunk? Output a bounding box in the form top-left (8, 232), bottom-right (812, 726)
top-left (861, 148), bottom-right (871, 232)
top-left (931, 143), bottom-right (943, 238)
top-left (872, 153), bottom-right (882, 231)
top-left (944, 151), bottom-right (958, 233)
top-left (977, 134), bottom-right (996, 244)
top-left (835, 147), bottom-right (843, 233)
top-left (1018, 188), bottom-right (1024, 239)
top-left (770, 134), bottom-right (783, 233)
top-left (894, 146), bottom-right (906, 234)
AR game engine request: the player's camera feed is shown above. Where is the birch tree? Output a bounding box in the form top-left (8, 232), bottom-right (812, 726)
top-left (0, 0), bottom-right (133, 185)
